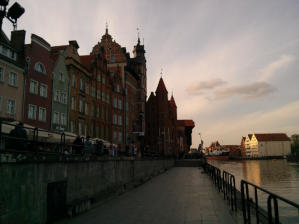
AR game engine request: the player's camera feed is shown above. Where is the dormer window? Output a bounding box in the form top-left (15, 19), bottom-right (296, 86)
top-left (34, 62), bottom-right (46, 74)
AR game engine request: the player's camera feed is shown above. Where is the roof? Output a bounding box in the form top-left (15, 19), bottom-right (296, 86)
top-left (253, 133), bottom-right (290, 142)
top-left (51, 45), bottom-right (68, 52)
top-left (177, 120), bottom-right (195, 127)
top-left (169, 95), bottom-right (177, 107)
top-left (80, 55), bottom-right (93, 70)
top-left (155, 77), bottom-right (168, 93)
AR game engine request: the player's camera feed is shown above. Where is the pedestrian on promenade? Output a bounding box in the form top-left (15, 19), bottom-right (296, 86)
top-left (73, 136), bottom-right (83, 154)
top-left (8, 122), bottom-right (28, 150)
top-left (84, 136), bottom-right (93, 154)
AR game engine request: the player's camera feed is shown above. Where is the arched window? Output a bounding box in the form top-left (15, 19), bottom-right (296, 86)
top-left (34, 62), bottom-right (46, 74)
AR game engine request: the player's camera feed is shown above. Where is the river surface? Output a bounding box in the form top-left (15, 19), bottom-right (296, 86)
top-left (208, 159), bottom-right (299, 222)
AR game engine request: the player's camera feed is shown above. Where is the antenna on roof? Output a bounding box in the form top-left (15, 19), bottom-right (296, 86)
top-left (137, 27), bottom-right (140, 44)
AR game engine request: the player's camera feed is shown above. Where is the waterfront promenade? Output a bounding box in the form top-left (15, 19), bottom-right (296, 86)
top-left (58, 167), bottom-right (241, 224)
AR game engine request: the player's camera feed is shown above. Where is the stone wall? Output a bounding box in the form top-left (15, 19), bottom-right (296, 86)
top-left (0, 154), bottom-right (174, 224)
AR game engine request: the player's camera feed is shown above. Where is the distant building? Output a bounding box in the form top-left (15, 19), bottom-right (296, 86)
top-left (24, 34), bottom-right (54, 130)
top-left (240, 137), bottom-right (246, 157)
top-left (244, 134), bottom-right (253, 157)
top-left (245, 133), bottom-right (291, 157)
top-left (0, 30), bottom-right (26, 122)
top-left (146, 77), bottom-right (194, 157)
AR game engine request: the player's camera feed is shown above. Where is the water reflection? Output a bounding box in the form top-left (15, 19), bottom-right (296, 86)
top-left (208, 159), bottom-right (299, 221)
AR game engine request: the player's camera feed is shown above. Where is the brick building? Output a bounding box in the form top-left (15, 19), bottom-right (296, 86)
top-left (23, 34), bottom-right (54, 130)
top-left (146, 77), bottom-right (194, 157)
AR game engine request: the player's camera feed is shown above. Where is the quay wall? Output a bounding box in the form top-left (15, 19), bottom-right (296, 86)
top-left (0, 153), bottom-right (174, 224)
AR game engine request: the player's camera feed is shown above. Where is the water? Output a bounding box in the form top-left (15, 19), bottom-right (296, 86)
top-left (208, 159), bottom-right (299, 222)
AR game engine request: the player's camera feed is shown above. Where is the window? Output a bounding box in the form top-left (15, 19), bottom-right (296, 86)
top-left (96, 126), bottom-right (100, 137)
top-left (101, 107), bottom-right (104, 120)
top-left (54, 90), bottom-right (60, 102)
top-left (102, 77), bottom-right (106, 84)
top-left (118, 115), bottom-right (122, 126)
top-left (38, 107), bottom-right (46, 122)
top-left (97, 74), bottom-right (101, 82)
top-left (116, 84), bottom-right (120, 93)
top-left (97, 90), bottom-right (101, 100)
top-left (118, 132), bottom-right (122, 143)
top-left (53, 111), bottom-right (60, 124)
top-left (113, 131), bottom-right (117, 143)
top-left (85, 103), bottom-right (88, 115)
top-left (1, 46), bottom-right (8, 56)
top-left (96, 106), bottom-right (100, 118)
top-left (30, 80), bottom-right (38, 94)
top-left (40, 84), bottom-right (48, 98)
top-left (8, 72), bottom-right (17, 87)
top-left (113, 97), bottom-right (117, 108)
top-left (85, 84), bottom-right (89, 94)
top-left (61, 113), bottom-right (66, 125)
top-left (72, 74), bottom-right (76, 87)
top-left (0, 67), bottom-right (3, 82)
top-left (61, 92), bottom-right (67, 104)
top-left (0, 96), bottom-right (2, 112)
top-left (70, 120), bottom-right (75, 133)
top-left (125, 88), bottom-right (128, 95)
top-left (91, 105), bottom-right (95, 117)
top-left (107, 95), bottom-right (110, 104)
top-left (58, 72), bottom-right (64, 82)
top-left (28, 104), bottom-right (37, 120)
top-left (113, 114), bottom-right (117, 125)
top-left (126, 102), bottom-right (129, 111)
top-left (110, 72), bottom-right (114, 77)
top-left (79, 99), bottom-right (84, 113)
top-left (118, 99), bottom-right (122, 110)
top-left (102, 92), bottom-right (106, 103)
top-left (6, 99), bottom-right (16, 115)
top-left (131, 104), bottom-right (134, 112)
top-left (110, 55), bottom-right (115, 63)
top-left (79, 78), bottom-right (84, 91)
top-left (78, 121), bottom-right (83, 136)
top-left (71, 97), bottom-right (75, 110)
top-left (91, 87), bottom-right (96, 97)
top-left (106, 108), bottom-right (109, 121)
top-left (34, 62), bottom-right (46, 74)
top-left (126, 117), bottom-right (129, 126)
top-left (90, 124), bottom-right (94, 137)
top-left (101, 126), bottom-right (104, 139)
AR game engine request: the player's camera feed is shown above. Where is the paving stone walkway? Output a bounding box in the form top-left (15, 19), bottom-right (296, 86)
top-left (58, 167), bottom-right (241, 224)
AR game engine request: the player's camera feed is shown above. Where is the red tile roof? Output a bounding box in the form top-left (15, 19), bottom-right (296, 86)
top-left (177, 120), bottom-right (195, 127)
top-left (254, 133), bottom-right (290, 142)
top-left (155, 77), bottom-right (167, 93)
top-left (80, 55), bottom-right (93, 70)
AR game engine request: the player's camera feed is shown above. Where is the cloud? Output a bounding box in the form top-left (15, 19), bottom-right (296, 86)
top-left (186, 78), bottom-right (226, 95)
top-left (258, 55), bottom-right (295, 81)
top-left (214, 82), bottom-right (277, 100)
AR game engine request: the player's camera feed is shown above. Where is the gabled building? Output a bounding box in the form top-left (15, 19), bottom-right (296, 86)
top-left (0, 30), bottom-right (26, 122)
top-left (146, 77), bottom-right (194, 157)
top-left (250, 133), bottom-right (291, 157)
top-left (50, 50), bottom-right (70, 132)
top-left (245, 134), bottom-right (253, 157)
top-left (24, 34), bottom-right (54, 130)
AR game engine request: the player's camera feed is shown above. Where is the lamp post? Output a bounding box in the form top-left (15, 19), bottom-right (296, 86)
top-left (0, 0), bottom-right (25, 30)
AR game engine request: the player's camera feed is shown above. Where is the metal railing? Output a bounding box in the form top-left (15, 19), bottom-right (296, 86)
top-left (203, 160), bottom-right (299, 223)
top-left (204, 163), bottom-right (237, 211)
top-left (241, 180), bottom-right (299, 224)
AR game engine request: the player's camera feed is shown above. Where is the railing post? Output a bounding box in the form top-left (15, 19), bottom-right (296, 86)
top-left (267, 195), bottom-right (279, 224)
top-left (254, 187), bottom-right (259, 224)
top-left (241, 180), bottom-right (251, 224)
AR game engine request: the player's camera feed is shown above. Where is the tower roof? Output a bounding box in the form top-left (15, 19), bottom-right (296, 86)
top-left (155, 77), bottom-right (168, 93)
top-left (169, 95), bottom-right (177, 107)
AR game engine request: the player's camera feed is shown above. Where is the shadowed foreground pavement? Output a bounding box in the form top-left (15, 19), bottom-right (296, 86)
top-left (58, 167), bottom-right (240, 224)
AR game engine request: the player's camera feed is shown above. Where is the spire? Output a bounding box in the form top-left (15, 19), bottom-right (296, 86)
top-left (105, 22), bottom-right (108, 34)
top-left (170, 94), bottom-right (177, 107)
top-left (156, 77), bottom-right (168, 93)
top-left (137, 27), bottom-right (140, 45)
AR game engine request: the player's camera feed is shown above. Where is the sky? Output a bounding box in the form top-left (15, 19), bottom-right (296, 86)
top-left (3, 0), bottom-right (299, 147)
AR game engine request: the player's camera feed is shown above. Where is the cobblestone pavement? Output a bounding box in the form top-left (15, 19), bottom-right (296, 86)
top-left (59, 167), bottom-right (240, 224)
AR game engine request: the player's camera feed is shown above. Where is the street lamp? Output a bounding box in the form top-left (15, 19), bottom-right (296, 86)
top-left (0, 0), bottom-right (25, 30)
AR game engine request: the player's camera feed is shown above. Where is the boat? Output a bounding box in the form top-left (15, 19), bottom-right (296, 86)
top-left (205, 150), bottom-right (230, 160)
